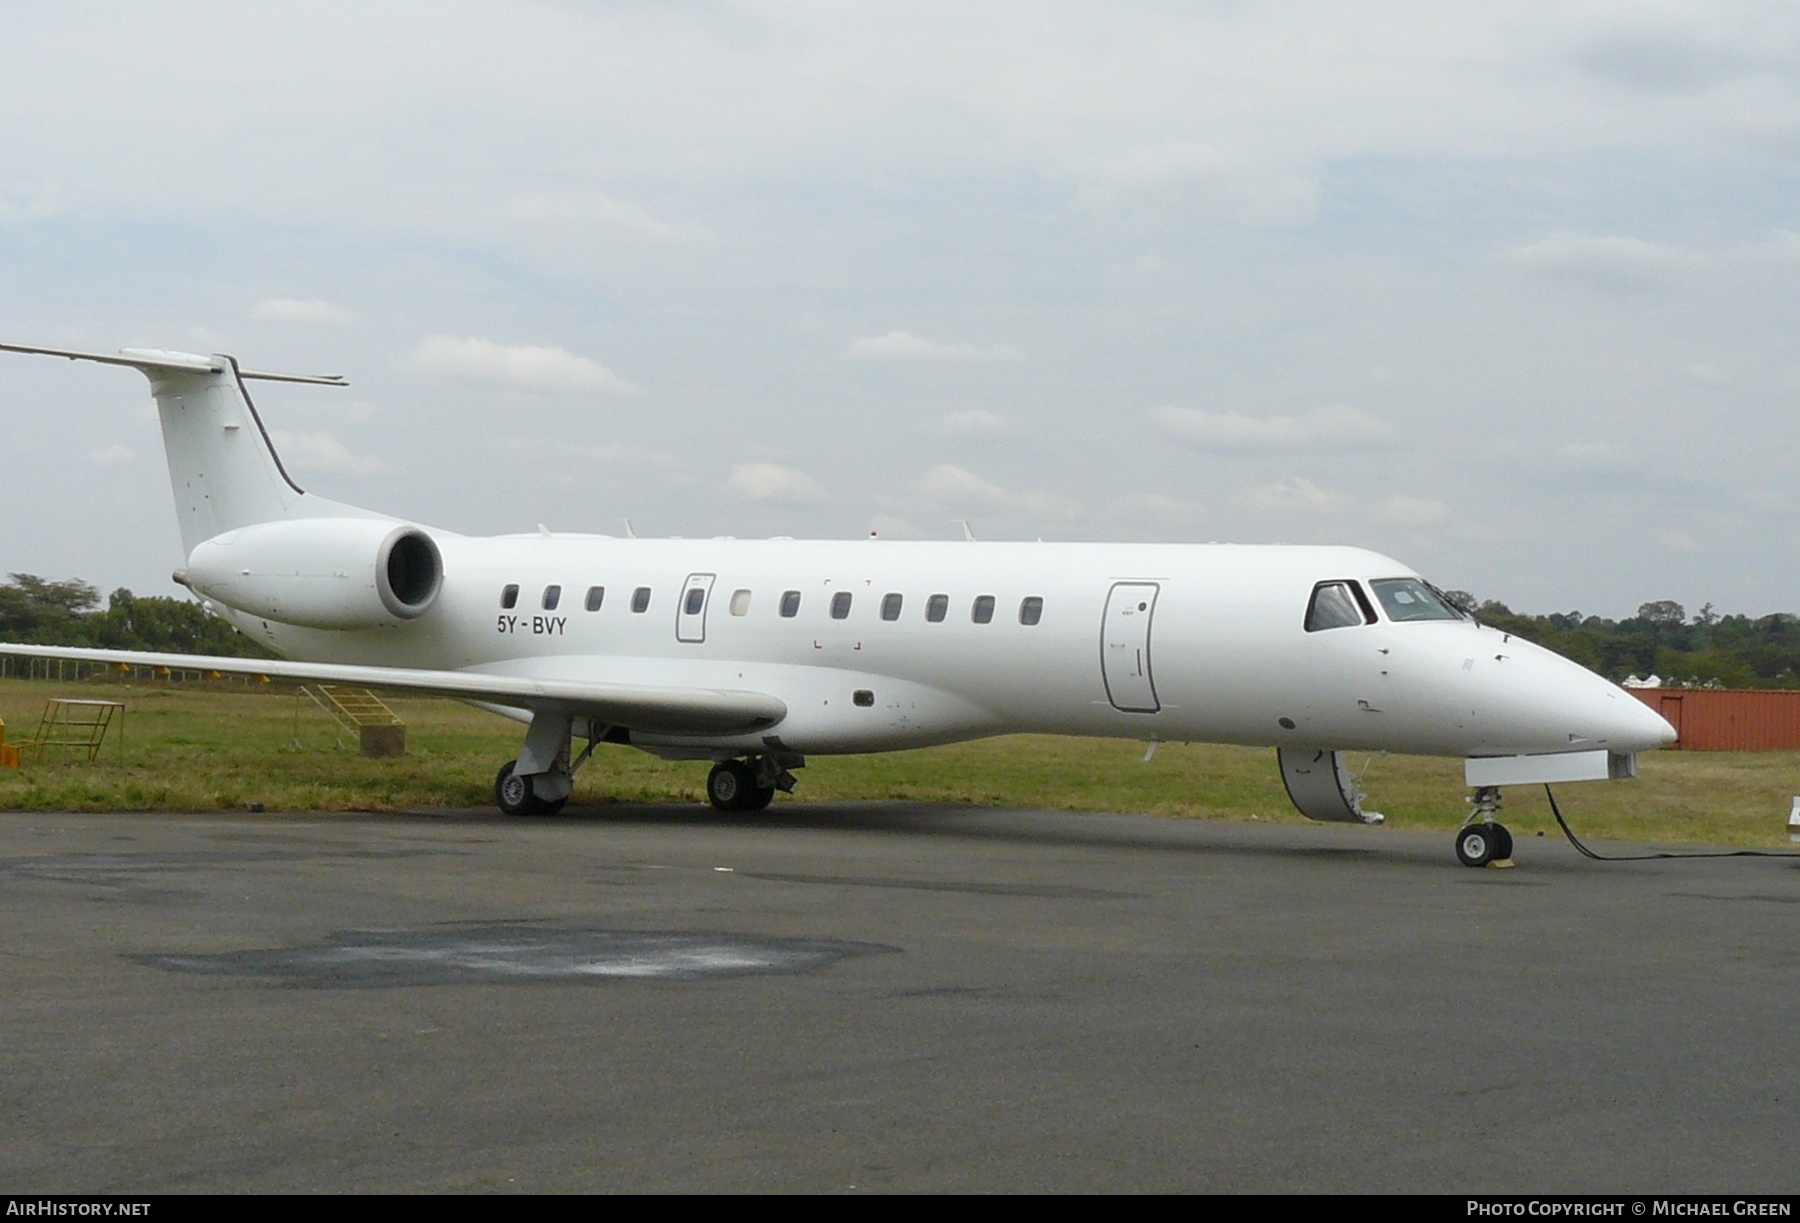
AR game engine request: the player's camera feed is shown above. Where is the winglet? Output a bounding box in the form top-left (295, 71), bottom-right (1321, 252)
top-left (0, 341), bottom-right (347, 386)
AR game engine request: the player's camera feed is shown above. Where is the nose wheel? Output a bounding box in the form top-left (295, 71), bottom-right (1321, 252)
top-left (1455, 786), bottom-right (1513, 867)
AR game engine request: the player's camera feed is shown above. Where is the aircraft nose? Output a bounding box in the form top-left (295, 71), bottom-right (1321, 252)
top-left (1582, 670), bottom-right (1677, 753)
top-left (1498, 636), bottom-right (1681, 755)
top-left (1632, 693), bottom-right (1679, 749)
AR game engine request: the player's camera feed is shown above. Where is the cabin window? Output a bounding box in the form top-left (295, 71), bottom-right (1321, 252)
top-left (972, 595), bottom-right (995, 624)
top-left (831, 591), bottom-right (853, 620)
top-left (780, 590), bottom-right (801, 618)
top-left (881, 593), bottom-right (903, 621)
top-left (542, 585), bottom-right (561, 611)
top-left (684, 587), bottom-right (705, 616)
top-left (1370, 578), bottom-right (1462, 623)
top-left (730, 589), bottom-right (752, 616)
top-left (1019, 596), bottom-right (1043, 626)
top-left (631, 586), bottom-right (651, 614)
top-left (1305, 581), bottom-right (1365, 632)
top-left (853, 689), bottom-right (875, 707)
top-left (926, 594), bottom-right (948, 622)
top-left (501, 584), bottom-right (519, 609)
top-left (585, 586), bottom-right (604, 612)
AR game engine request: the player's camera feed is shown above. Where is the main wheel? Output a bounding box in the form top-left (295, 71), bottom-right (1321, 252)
top-left (1491, 823), bottom-right (1514, 861)
top-left (1455, 823), bottom-right (1497, 868)
top-left (742, 780), bottom-right (777, 811)
top-left (707, 760), bottom-right (752, 811)
top-left (495, 760), bottom-right (543, 816)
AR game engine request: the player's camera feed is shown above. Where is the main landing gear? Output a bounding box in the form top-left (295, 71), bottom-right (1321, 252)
top-left (495, 759), bottom-right (568, 817)
top-left (1455, 785), bottom-right (1514, 868)
top-left (705, 752), bottom-right (801, 813)
top-left (494, 710), bottom-right (595, 817)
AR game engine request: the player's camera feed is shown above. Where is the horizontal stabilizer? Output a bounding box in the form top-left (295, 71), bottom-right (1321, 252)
top-left (0, 644), bottom-right (786, 736)
top-left (0, 340), bottom-right (347, 385)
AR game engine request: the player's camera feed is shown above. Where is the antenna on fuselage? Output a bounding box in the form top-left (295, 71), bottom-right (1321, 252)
top-left (621, 518), bottom-right (636, 539)
top-left (954, 519), bottom-right (976, 541)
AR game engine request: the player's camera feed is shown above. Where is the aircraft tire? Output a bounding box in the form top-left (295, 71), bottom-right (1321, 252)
top-left (495, 759), bottom-right (545, 817)
top-left (1455, 824), bottom-right (1496, 868)
top-left (1492, 823), bottom-right (1514, 861)
top-left (707, 760), bottom-right (750, 811)
top-left (742, 782), bottom-right (777, 811)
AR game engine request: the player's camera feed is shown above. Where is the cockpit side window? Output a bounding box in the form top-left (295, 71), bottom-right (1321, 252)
top-left (1370, 577), bottom-right (1463, 622)
top-left (1305, 581), bottom-right (1366, 632)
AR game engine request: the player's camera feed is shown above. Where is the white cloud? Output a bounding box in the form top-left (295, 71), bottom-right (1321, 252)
top-left (409, 335), bottom-right (630, 395)
top-left (1108, 493), bottom-right (1207, 520)
top-left (1075, 143), bottom-right (1320, 227)
top-left (504, 190), bottom-right (708, 242)
top-left (1573, 24), bottom-right (1753, 94)
top-left (726, 462), bottom-right (825, 504)
top-left (926, 409), bottom-right (1007, 436)
top-left (271, 430), bottom-right (384, 476)
top-left (1241, 477), bottom-right (1349, 515)
top-left (868, 514), bottom-right (922, 539)
top-left (251, 297), bottom-right (356, 325)
top-left (1555, 441), bottom-right (1641, 473)
top-left (846, 331), bottom-right (1022, 363)
top-left (913, 464), bottom-right (1009, 505)
top-left (1377, 495), bottom-right (1449, 526)
top-left (88, 444), bottom-right (133, 466)
top-left (1506, 232), bottom-right (1711, 292)
top-left (910, 464), bottom-right (1083, 520)
top-left (1148, 404), bottom-right (1395, 451)
top-left (0, 180), bottom-right (64, 225)
top-left (1734, 230), bottom-right (1800, 265)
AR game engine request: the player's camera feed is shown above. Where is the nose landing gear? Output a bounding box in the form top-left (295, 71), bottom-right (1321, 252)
top-left (1456, 785), bottom-right (1514, 867)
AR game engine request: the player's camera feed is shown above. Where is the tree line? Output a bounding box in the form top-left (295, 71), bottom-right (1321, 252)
top-left (2, 573), bottom-right (1796, 688)
top-left (1443, 594), bottom-right (1800, 690)
top-left (0, 574), bottom-right (272, 659)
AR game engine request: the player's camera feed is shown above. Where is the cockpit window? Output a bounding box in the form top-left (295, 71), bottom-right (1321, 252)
top-left (1305, 581), bottom-right (1366, 632)
top-left (1371, 578), bottom-right (1463, 622)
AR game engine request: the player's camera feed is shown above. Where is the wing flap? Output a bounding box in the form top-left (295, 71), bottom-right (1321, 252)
top-left (0, 644), bottom-right (785, 735)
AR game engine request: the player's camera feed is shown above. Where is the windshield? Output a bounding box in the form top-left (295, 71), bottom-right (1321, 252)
top-left (1370, 578), bottom-right (1464, 622)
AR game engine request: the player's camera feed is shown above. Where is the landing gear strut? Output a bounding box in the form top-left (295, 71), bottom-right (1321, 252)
top-left (1455, 785), bottom-right (1513, 867)
top-left (494, 711), bottom-right (598, 817)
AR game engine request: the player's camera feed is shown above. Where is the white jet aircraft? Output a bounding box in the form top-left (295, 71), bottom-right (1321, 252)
top-left (0, 342), bottom-right (1675, 866)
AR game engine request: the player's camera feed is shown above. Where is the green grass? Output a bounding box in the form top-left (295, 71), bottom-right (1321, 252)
top-left (1, 676), bottom-right (1795, 847)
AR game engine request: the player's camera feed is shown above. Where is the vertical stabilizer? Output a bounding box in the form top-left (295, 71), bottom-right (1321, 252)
top-left (146, 358), bottom-right (308, 552)
top-left (0, 342), bottom-right (383, 555)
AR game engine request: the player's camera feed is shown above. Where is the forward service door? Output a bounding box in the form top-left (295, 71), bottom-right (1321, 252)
top-left (1101, 581), bottom-right (1161, 713)
top-left (677, 573), bottom-right (715, 643)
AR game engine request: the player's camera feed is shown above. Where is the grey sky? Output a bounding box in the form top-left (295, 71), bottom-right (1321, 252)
top-left (2, 2), bottom-right (1797, 618)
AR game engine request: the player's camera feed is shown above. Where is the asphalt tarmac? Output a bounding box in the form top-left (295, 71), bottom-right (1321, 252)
top-left (2, 801), bottom-right (1797, 1193)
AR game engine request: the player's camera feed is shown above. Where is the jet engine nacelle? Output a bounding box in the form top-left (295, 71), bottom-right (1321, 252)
top-left (180, 519), bottom-right (443, 630)
top-left (1278, 747), bottom-right (1385, 826)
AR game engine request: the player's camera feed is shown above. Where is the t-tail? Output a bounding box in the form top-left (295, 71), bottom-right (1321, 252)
top-left (0, 341), bottom-right (383, 552)
top-left (0, 342), bottom-right (441, 632)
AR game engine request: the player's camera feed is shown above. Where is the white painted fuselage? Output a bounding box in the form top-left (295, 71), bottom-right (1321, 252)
top-left (232, 533), bottom-right (1674, 762)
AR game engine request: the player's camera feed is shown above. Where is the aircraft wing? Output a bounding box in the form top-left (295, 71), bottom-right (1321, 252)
top-left (0, 644), bottom-right (785, 735)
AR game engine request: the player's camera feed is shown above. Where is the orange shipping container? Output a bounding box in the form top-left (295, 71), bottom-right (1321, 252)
top-left (1629, 688), bottom-right (1800, 751)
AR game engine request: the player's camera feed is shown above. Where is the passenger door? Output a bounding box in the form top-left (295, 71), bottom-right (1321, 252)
top-left (1101, 582), bottom-right (1161, 713)
top-left (677, 573), bottom-right (715, 644)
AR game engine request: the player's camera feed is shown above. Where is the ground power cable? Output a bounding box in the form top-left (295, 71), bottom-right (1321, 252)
top-left (1545, 784), bottom-right (1800, 862)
